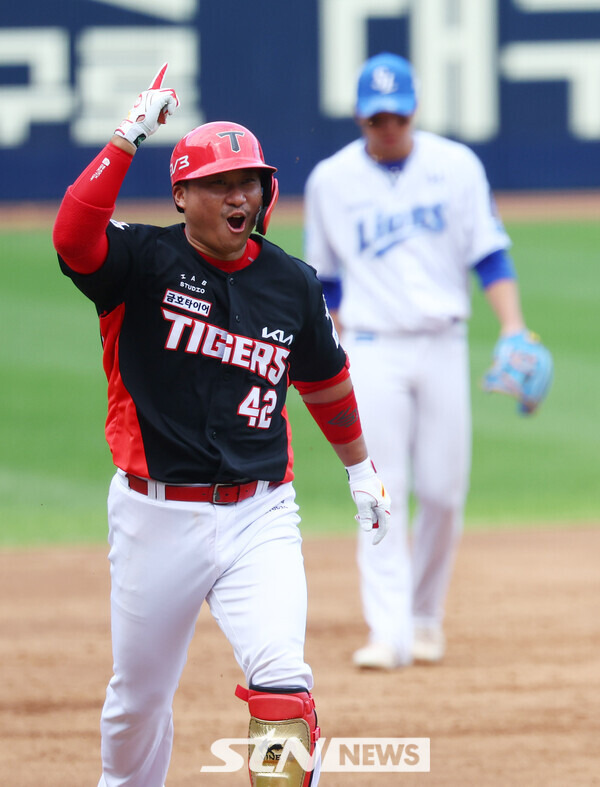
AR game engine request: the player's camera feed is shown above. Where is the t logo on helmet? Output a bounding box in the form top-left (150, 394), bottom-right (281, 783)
top-left (217, 130), bottom-right (244, 153)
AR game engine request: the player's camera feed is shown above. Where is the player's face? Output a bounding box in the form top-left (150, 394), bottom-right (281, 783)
top-left (173, 168), bottom-right (263, 260)
top-left (360, 112), bottom-right (414, 162)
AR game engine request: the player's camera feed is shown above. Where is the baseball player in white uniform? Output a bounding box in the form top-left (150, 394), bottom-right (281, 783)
top-left (304, 52), bottom-right (552, 669)
top-left (52, 65), bottom-right (391, 785)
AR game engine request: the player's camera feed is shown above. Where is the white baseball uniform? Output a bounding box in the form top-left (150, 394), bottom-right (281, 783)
top-left (305, 129), bottom-right (510, 661)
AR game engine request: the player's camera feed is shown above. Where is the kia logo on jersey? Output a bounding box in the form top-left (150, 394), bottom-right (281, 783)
top-left (261, 327), bottom-right (293, 346)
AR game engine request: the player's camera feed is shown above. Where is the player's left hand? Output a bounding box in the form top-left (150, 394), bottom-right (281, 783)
top-left (482, 329), bottom-right (553, 415)
top-left (346, 458), bottom-right (391, 545)
top-left (114, 63), bottom-right (180, 148)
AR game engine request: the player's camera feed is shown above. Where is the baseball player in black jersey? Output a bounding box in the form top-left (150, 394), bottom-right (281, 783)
top-left (52, 64), bottom-right (390, 787)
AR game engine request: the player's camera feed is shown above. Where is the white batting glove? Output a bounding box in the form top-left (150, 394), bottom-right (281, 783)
top-left (114, 63), bottom-right (180, 148)
top-left (346, 458), bottom-right (391, 545)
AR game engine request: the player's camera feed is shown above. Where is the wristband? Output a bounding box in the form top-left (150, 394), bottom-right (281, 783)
top-left (303, 389), bottom-right (362, 445)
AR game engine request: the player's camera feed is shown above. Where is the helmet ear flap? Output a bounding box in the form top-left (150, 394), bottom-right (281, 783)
top-left (255, 175), bottom-right (279, 235)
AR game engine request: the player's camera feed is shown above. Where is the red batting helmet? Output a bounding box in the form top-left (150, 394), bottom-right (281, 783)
top-left (170, 121), bottom-right (279, 235)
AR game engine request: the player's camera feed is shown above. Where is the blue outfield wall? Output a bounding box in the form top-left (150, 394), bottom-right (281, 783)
top-left (1, 0), bottom-right (600, 202)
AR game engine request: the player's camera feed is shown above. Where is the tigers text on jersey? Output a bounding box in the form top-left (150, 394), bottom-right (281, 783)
top-left (305, 130), bottom-right (511, 333)
top-left (59, 223), bottom-right (346, 484)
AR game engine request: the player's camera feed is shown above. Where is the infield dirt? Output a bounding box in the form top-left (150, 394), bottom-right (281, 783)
top-left (1, 527), bottom-right (599, 786)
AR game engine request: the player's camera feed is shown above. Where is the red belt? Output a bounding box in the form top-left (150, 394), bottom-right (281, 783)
top-left (125, 474), bottom-right (262, 504)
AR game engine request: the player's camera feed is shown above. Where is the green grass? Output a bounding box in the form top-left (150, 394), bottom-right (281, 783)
top-left (1, 219), bottom-right (598, 546)
top-left (466, 222), bottom-right (600, 526)
top-left (1, 231), bottom-right (113, 545)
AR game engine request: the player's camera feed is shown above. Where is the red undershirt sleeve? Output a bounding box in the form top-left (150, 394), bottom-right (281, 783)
top-left (52, 142), bottom-right (135, 274)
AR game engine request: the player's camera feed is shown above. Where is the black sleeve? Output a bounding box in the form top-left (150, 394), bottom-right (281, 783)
top-left (288, 264), bottom-right (347, 384)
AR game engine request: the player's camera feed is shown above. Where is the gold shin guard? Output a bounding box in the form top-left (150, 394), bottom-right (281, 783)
top-left (236, 684), bottom-right (320, 787)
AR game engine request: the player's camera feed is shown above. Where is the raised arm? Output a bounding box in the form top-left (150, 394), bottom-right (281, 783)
top-left (52, 64), bottom-right (179, 273)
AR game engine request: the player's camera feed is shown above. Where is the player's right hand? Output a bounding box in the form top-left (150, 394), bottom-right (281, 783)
top-left (114, 63), bottom-right (180, 148)
top-left (346, 458), bottom-right (391, 545)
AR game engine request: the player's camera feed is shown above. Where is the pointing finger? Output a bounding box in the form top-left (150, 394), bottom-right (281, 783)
top-left (149, 62), bottom-right (168, 90)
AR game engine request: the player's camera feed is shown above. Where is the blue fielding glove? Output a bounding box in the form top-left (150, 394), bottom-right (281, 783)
top-left (482, 330), bottom-right (553, 415)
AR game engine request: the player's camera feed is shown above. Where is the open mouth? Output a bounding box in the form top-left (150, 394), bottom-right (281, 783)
top-left (227, 215), bottom-right (246, 231)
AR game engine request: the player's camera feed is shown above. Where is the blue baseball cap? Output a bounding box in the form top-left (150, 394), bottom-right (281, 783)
top-left (356, 53), bottom-right (417, 119)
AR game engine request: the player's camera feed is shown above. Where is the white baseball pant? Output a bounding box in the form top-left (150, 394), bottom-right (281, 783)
top-left (97, 471), bottom-right (314, 787)
top-left (343, 323), bottom-right (471, 661)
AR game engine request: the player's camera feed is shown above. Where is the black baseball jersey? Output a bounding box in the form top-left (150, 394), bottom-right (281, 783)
top-left (59, 222), bottom-right (346, 484)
